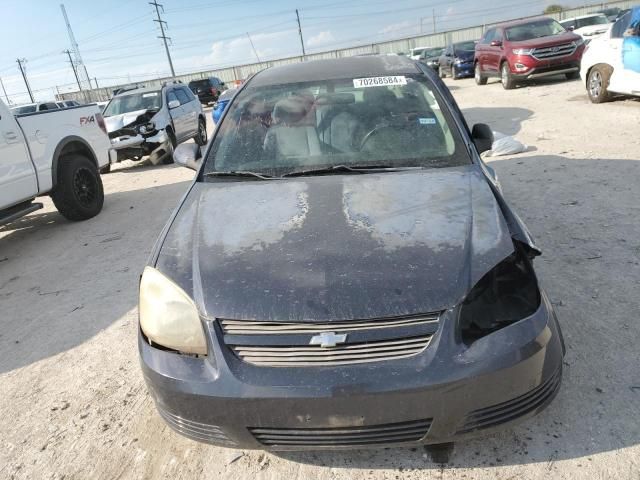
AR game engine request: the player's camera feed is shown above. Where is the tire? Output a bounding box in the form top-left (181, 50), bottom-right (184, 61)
top-left (475, 63), bottom-right (488, 85)
top-left (587, 65), bottom-right (612, 104)
top-left (452, 66), bottom-right (460, 80)
top-left (194, 117), bottom-right (208, 146)
top-left (501, 62), bottom-right (516, 90)
top-left (565, 71), bottom-right (580, 80)
top-left (162, 128), bottom-right (177, 165)
top-left (51, 154), bottom-right (104, 221)
top-left (439, 67), bottom-right (446, 79)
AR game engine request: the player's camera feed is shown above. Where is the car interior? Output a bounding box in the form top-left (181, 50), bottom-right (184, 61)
top-left (212, 80), bottom-right (457, 173)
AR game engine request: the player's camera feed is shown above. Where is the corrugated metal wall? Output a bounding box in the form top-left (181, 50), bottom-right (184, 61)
top-left (62, 0), bottom-right (637, 103)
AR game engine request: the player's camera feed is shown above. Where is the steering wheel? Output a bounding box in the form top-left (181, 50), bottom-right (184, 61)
top-left (359, 123), bottom-right (407, 152)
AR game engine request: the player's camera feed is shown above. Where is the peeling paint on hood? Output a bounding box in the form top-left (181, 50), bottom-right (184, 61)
top-left (156, 166), bottom-right (515, 322)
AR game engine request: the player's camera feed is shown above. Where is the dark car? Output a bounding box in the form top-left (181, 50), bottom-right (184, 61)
top-left (438, 40), bottom-right (477, 79)
top-left (474, 17), bottom-right (585, 89)
top-left (418, 47), bottom-right (444, 70)
top-left (139, 55), bottom-right (564, 450)
top-left (188, 77), bottom-right (226, 105)
top-left (597, 7), bottom-right (622, 22)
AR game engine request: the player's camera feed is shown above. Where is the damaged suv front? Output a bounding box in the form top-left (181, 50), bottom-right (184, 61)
top-left (103, 89), bottom-right (172, 165)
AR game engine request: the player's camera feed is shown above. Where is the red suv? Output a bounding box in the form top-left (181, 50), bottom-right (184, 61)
top-left (474, 17), bottom-right (586, 89)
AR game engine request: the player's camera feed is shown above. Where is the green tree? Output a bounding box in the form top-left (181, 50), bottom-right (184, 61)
top-left (544, 4), bottom-right (564, 14)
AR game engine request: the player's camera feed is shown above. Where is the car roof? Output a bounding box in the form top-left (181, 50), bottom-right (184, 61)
top-left (561, 13), bottom-right (607, 21)
top-left (494, 16), bottom-right (555, 28)
top-left (116, 85), bottom-right (161, 96)
top-left (249, 55), bottom-right (421, 87)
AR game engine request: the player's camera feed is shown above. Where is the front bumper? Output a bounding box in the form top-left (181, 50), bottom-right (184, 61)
top-left (452, 62), bottom-right (474, 78)
top-left (109, 130), bottom-right (169, 163)
top-left (140, 293), bottom-right (564, 450)
top-left (513, 61), bottom-right (581, 80)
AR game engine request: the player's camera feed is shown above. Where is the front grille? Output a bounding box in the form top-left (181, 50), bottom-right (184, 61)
top-left (456, 369), bottom-right (562, 434)
top-left (219, 314), bottom-right (440, 367)
top-left (531, 43), bottom-right (576, 60)
top-left (250, 418), bottom-right (432, 447)
top-left (158, 406), bottom-right (237, 446)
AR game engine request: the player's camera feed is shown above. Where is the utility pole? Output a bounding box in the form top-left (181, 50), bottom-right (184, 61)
top-left (295, 9), bottom-right (306, 57)
top-left (432, 8), bottom-right (436, 34)
top-left (16, 58), bottom-right (34, 103)
top-left (149, 1), bottom-right (175, 77)
top-left (0, 76), bottom-right (9, 104)
top-left (246, 32), bottom-right (261, 63)
top-left (94, 77), bottom-right (99, 89)
top-left (63, 49), bottom-right (83, 91)
top-left (60, 4), bottom-right (91, 90)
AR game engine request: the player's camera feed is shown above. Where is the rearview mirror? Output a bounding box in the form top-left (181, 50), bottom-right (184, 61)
top-left (168, 100), bottom-right (180, 109)
top-left (567, 26), bottom-right (575, 31)
top-left (490, 40), bottom-right (503, 47)
top-left (174, 143), bottom-right (202, 171)
top-left (471, 123), bottom-right (494, 154)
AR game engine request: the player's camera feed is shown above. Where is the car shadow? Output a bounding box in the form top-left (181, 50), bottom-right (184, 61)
top-left (462, 106), bottom-right (533, 136)
top-left (273, 154), bottom-right (640, 469)
top-left (0, 179), bottom-right (191, 374)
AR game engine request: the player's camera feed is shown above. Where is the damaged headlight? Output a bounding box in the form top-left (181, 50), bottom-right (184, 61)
top-left (138, 122), bottom-right (156, 134)
top-left (459, 247), bottom-right (540, 344)
top-left (139, 266), bottom-right (207, 355)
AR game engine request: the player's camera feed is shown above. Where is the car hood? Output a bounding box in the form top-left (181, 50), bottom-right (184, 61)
top-left (104, 109), bottom-right (153, 133)
top-left (575, 24), bottom-right (610, 37)
top-left (509, 32), bottom-right (581, 48)
top-left (455, 51), bottom-right (475, 62)
top-left (155, 166), bottom-right (515, 322)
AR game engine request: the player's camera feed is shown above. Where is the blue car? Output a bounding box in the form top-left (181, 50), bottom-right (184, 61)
top-left (212, 88), bottom-right (237, 124)
top-left (438, 40), bottom-right (477, 79)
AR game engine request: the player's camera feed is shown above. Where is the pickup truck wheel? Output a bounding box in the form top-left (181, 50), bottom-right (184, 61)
top-left (475, 63), bottom-right (488, 85)
top-left (194, 118), bottom-right (207, 146)
top-left (501, 62), bottom-right (516, 90)
top-left (51, 154), bottom-right (104, 221)
top-left (162, 129), bottom-right (177, 165)
top-left (587, 65), bottom-right (612, 103)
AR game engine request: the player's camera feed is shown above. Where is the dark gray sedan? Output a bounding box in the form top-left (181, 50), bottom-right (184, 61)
top-left (138, 55), bottom-right (564, 450)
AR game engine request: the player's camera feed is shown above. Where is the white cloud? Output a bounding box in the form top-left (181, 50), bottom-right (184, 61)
top-left (307, 31), bottom-right (335, 48)
top-left (379, 21), bottom-right (417, 36)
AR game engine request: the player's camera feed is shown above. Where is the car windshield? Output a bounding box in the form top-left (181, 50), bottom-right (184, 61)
top-left (103, 91), bottom-right (162, 116)
top-left (412, 48), bottom-right (426, 56)
top-left (189, 80), bottom-right (210, 90)
top-left (505, 19), bottom-right (566, 41)
top-left (13, 105), bottom-right (37, 114)
top-left (422, 48), bottom-right (444, 58)
top-left (218, 88), bottom-right (237, 101)
top-left (576, 15), bottom-right (609, 28)
top-left (454, 41), bottom-right (476, 53)
top-left (204, 74), bottom-right (469, 177)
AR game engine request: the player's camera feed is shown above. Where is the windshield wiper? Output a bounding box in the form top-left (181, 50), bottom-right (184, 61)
top-left (283, 164), bottom-right (420, 178)
top-left (203, 171), bottom-right (278, 180)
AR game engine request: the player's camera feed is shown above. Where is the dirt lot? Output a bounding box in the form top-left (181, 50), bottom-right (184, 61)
top-left (1, 78), bottom-right (639, 480)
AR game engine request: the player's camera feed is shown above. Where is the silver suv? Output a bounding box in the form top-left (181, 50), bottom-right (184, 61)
top-left (103, 82), bottom-right (207, 170)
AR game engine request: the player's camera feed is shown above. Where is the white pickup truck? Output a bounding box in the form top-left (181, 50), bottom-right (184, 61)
top-left (0, 99), bottom-right (113, 226)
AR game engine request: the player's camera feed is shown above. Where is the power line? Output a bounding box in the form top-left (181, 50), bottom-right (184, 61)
top-left (150, 1), bottom-right (175, 77)
top-left (246, 33), bottom-right (261, 62)
top-left (16, 59), bottom-right (34, 103)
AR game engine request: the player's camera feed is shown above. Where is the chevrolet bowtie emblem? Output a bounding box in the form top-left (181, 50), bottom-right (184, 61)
top-left (309, 332), bottom-right (348, 348)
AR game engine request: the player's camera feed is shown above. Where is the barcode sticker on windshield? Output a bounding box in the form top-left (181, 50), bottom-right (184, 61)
top-left (142, 92), bottom-right (158, 97)
top-left (353, 76), bottom-right (407, 88)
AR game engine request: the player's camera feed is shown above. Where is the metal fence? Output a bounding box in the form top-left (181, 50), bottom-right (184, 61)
top-left (60, 0), bottom-right (637, 103)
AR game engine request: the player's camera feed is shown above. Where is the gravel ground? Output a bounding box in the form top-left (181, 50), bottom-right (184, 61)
top-left (1, 78), bottom-right (639, 480)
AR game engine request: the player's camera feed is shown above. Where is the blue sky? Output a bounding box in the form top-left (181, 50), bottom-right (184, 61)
top-left (0, 0), bottom-right (586, 103)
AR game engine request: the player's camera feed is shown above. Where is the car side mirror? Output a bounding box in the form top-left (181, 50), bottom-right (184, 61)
top-left (174, 143), bottom-right (202, 171)
top-left (471, 123), bottom-right (494, 154)
top-left (567, 26), bottom-right (575, 31)
top-left (168, 100), bottom-right (180, 109)
top-left (490, 40), bottom-right (503, 47)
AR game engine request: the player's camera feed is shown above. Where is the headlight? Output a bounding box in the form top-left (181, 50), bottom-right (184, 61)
top-left (139, 266), bottom-right (207, 355)
top-left (458, 249), bottom-right (540, 344)
top-left (574, 38), bottom-right (585, 46)
top-left (512, 48), bottom-right (533, 55)
top-left (138, 122), bottom-right (155, 134)
top-left (454, 58), bottom-right (464, 64)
